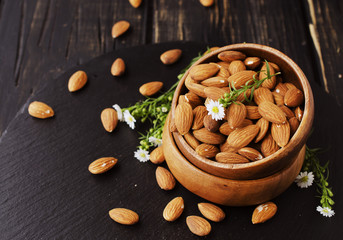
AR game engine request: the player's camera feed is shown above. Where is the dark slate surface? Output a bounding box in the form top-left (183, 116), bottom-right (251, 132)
top-left (0, 42), bottom-right (342, 239)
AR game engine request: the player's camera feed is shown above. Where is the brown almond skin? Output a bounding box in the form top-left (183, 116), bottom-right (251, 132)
top-left (185, 75), bottom-right (207, 98)
top-left (139, 81), bottom-right (163, 96)
top-left (109, 208), bottom-right (139, 225)
top-left (101, 108), bottom-right (118, 132)
top-left (185, 92), bottom-right (203, 108)
top-left (269, 62), bottom-right (280, 72)
top-left (236, 88), bottom-right (252, 102)
top-left (215, 62), bottom-right (231, 78)
top-left (184, 132), bottom-right (200, 149)
top-left (294, 106), bottom-right (304, 122)
top-left (150, 146), bottom-right (165, 164)
top-left (160, 49), bottom-right (182, 65)
top-left (186, 216), bottom-right (211, 237)
top-left (244, 57), bottom-right (261, 69)
top-left (274, 82), bottom-right (288, 96)
top-left (178, 95), bottom-right (187, 105)
top-left (253, 87), bottom-right (274, 105)
top-left (68, 70), bottom-right (87, 92)
top-left (199, 0), bottom-right (214, 7)
top-left (284, 88), bottom-right (304, 107)
top-left (219, 122), bottom-right (235, 136)
top-left (111, 20), bottom-right (130, 38)
top-left (228, 70), bottom-right (256, 89)
top-left (258, 102), bottom-right (286, 124)
top-left (227, 102), bottom-right (247, 128)
top-left (204, 87), bottom-right (227, 101)
top-left (255, 118), bottom-right (269, 143)
top-left (218, 50), bottom-right (246, 62)
top-left (201, 77), bottom-right (228, 88)
top-left (289, 117), bottom-right (300, 135)
top-left (271, 121), bottom-right (290, 147)
top-left (220, 142), bottom-right (239, 153)
top-left (203, 115), bottom-right (221, 132)
top-left (252, 202), bottom-right (277, 224)
top-left (278, 105), bottom-right (295, 119)
top-left (129, 0), bottom-right (142, 8)
top-left (228, 60), bottom-right (246, 75)
top-left (190, 64), bottom-right (219, 81)
top-left (175, 102), bottom-right (193, 135)
top-left (192, 106), bottom-right (207, 130)
top-left (28, 101), bottom-right (54, 119)
top-left (261, 133), bottom-right (280, 157)
top-left (111, 58), bottom-right (126, 76)
top-left (227, 125), bottom-right (260, 149)
top-left (155, 166), bottom-right (176, 190)
top-left (163, 197), bottom-right (184, 222)
top-left (196, 144), bottom-right (219, 158)
top-left (216, 152), bottom-right (250, 164)
top-left (88, 157), bottom-right (118, 174)
top-left (238, 147), bottom-right (263, 161)
top-left (198, 203), bottom-right (225, 222)
top-left (260, 63), bottom-right (276, 89)
top-left (284, 82), bottom-right (297, 90)
top-left (272, 92), bottom-right (285, 106)
top-left (246, 106), bottom-right (262, 120)
top-left (193, 128), bottom-right (226, 145)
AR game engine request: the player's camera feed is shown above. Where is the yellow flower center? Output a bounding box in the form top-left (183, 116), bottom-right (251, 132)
top-left (129, 117), bottom-right (133, 122)
top-left (140, 153), bottom-right (146, 158)
top-left (212, 106), bottom-right (219, 114)
top-left (301, 176), bottom-right (308, 183)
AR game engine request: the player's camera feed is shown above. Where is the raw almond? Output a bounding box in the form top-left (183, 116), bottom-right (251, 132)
top-left (204, 47), bottom-right (220, 54)
top-left (215, 152), bottom-right (250, 163)
top-left (236, 88), bottom-right (252, 102)
top-left (269, 62), bottom-right (280, 72)
top-left (218, 50), bottom-right (246, 62)
top-left (28, 101), bottom-right (54, 119)
top-left (203, 115), bottom-right (221, 132)
top-left (155, 166), bottom-right (176, 190)
top-left (284, 82), bottom-right (296, 90)
top-left (175, 102), bottom-right (193, 135)
top-left (278, 105), bottom-right (295, 119)
top-left (246, 106), bottom-right (262, 120)
top-left (111, 58), bottom-right (126, 76)
top-left (271, 121), bottom-right (290, 147)
top-left (101, 108), bottom-right (118, 132)
top-left (111, 20), bottom-right (130, 38)
top-left (160, 49), bottom-right (182, 65)
top-left (88, 157), bottom-right (118, 174)
top-left (163, 197), bottom-right (184, 222)
top-left (227, 102), bottom-right (247, 128)
top-left (261, 133), bottom-right (279, 157)
top-left (260, 63), bottom-right (276, 89)
top-left (186, 216), bottom-right (211, 237)
top-left (258, 101), bottom-right (286, 124)
top-left (252, 202), bottom-right (277, 224)
top-left (199, 0), bottom-right (214, 7)
top-left (192, 106), bottom-right (207, 130)
top-left (244, 57), bottom-right (261, 69)
top-left (201, 77), bottom-right (228, 88)
top-left (227, 125), bottom-right (260, 149)
top-left (228, 70), bottom-right (256, 89)
top-left (139, 81), bottom-right (163, 96)
top-left (255, 118), bottom-right (269, 143)
top-left (193, 128), bottom-right (226, 145)
top-left (184, 132), bottom-right (201, 149)
top-left (109, 208), bottom-right (139, 225)
top-left (294, 106), bottom-right (304, 121)
top-left (238, 147), bottom-right (263, 161)
top-left (178, 95), bottom-right (187, 105)
top-left (190, 64), bottom-right (219, 81)
top-left (185, 92), bottom-right (203, 108)
top-left (198, 203), bottom-right (225, 222)
top-left (204, 86), bottom-right (227, 101)
top-left (196, 144), bottom-right (218, 158)
top-left (128, 0), bottom-right (142, 8)
top-left (150, 146), bottom-right (165, 164)
top-left (284, 88), bottom-right (304, 107)
top-left (274, 82), bottom-right (288, 96)
top-left (215, 62), bottom-right (231, 78)
top-left (219, 122), bottom-right (235, 135)
top-left (185, 75), bottom-right (207, 98)
top-left (272, 92), bottom-right (284, 105)
top-left (228, 60), bottom-right (246, 75)
top-left (253, 87), bottom-right (274, 105)
top-left (289, 117), bottom-right (300, 135)
top-left (220, 142), bottom-right (239, 153)
top-left (68, 70), bottom-right (87, 92)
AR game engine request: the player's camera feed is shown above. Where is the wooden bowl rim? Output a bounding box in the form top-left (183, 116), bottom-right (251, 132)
top-left (171, 43), bottom-right (314, 171)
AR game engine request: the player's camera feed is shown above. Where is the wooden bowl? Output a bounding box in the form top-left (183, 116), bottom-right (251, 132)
top-left (171, 43), bottom-right (314, 180)
top-left (163, 114), bottom-right (305, 206)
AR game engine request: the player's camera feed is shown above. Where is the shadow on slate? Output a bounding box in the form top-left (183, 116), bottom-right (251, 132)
top-left (0, 42), bottom-right (342, 240)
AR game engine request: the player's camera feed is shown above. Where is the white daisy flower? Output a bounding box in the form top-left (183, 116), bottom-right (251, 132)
top-left (112, 104), bottom-right (123, 121)
top-left (161, 107), bottom-right (168, 113)
top-left (295, 171), bottom-right (314, 188)
top-left (148, 136), bottom-right (163, 147)
top-left (205, 99), bottom-right (225, 121)
top-left (134, 148), bottom-right (150, 162)
top-left (124, 110), bottom-right (136, 129)
top-left (316, 206), bottom-right (335, 217)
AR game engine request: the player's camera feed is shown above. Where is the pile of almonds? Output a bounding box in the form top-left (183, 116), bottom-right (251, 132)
top-left (174, 50), bottom-right (304, 163)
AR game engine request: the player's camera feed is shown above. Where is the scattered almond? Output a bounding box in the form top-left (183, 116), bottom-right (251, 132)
top-left (294, 106), bottom-right (304, 121)
top-left (198, 202), bottom-right (225, 222)
top-left (185, 92), bottom-right (203, 108)
top-left (109, 208), bottom-right (139, 225)
top-left (111, 20), bottom-right (130, 38)
top-left (100, 108), bottom-right (118, 132)
top-left (219, 122), bottom-right (235, 135)
top-left (150, 146), bottom-right (165, 164)
top-left (252, 202), bottom-right (277, 224)
top-left (204, 86), bottom-right (227, 101)
top-left (278, 105), bottom-right (295, 119)
top-left (128, 0), bottom-right (142, 8)
top-left (88, 157), bottom-right (118, 174)
top-left (186, 216), bottom-right (211, 237)
top-left (272, 92), bottom-right (284, 105)
top-left (163, 197), bottom-right (184, 222)
top-left (155, 166), bottom-right (176, 190)
top-left (28, 101), bottom-right (54, 119)
top-left (160, 49), bottom-right (182, 65)
top-left (111, 58), bottom-right (126, 76)
top-left (68, 70), bottom-right (87, 92)
top-left (139, 81), bottom-right (163, 96)
top-left (199, 0), bottom-right (214, 7)
top-left (274, 82), bottom-right (288, 96)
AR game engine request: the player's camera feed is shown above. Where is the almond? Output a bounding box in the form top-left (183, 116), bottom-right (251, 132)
top-left (215, 152), bottom-right (250, 163)
top-left (193, 128), bottom-right (226, 145)
top-left (111, 58), bottom-right (126, 76)
top-left (220, 142), bottom-right (239, 153)
top-left (269, 62), bottom-right (280, 72)
top-left (218, 50), bottom-right (246, 62)
top-left (228, 70), bottom-right (256, 89)
top-left (227, 125), bottom-right (260, 149)
top-left (204, 47), bottom-right (220, 54)
top-left (139, 81), bottom-right (163, 96)
top-left (255, 118), bottom-right (269, 143)
top-left (227, 102), bottom-right (247, 128)
top-left (284, 88), bottom-right (304, 107)
top-left (160, 49), bottom-right (182, 65)
top-left (284, 82), bottom-right (296, 90)
top-left (186, 216), bottom-right (211, 237)
top-left (216, 61), bottom-right (231, 70)
top-left (219, 122), bottom-right (235, 135)
top-left (261, 133), bottom-right (279, 157)
top-left (170, 116), bottom-right (178, 132)
top-left (271, 121), bottom-right (290, 147)
top-left (185, 75), bottom-right (207, 98)
top-left (155, 166), bottom-right (176, 190)
top-left (109, 208), bottom-right (139, 225)
top-left (289, 117), bottom-right (300, 135)
top-left (199, 0), bottom-right (214, 7)
top-left (204, 86), bottom-right (227, 101)
top-left (258, 102), bottom-right (286, 124)
top-left (111, 20), bottom-right (130, 38)
top-left (198, 203), bottom-right (225, 222)
top-left (201, 77), bottom-right (228, 88)
top-left (253, 87), bottom-right (274, 105)
top-left (272, 92), bottom-right (284, 105)
top-left (274, 82), bottom-right (288, 96)
top-left (228, 60), bottom-right (246, 75)
top-left (175, 102), bottom-right (193, 135)
top-left (68, 70), bottom-right (87, 92)
top-left (88, 157), bottom-right (118, 174)
top-left (128, 0), bottom-right (142, 8)
top-left (163, 197), bottom-right (185, 222)
top-left (215, 63), bottom-right (231, 78)
top-left (150, 146), bottom-right (165, 164)
top-left (294, 106), bottom-right (304, 121)
top-left (259, 63), bottom-right (276, 89)
top-left (236, 88), bottom-right (252, 102)
top-left (178, 95), bottom-right (187, 105)
top-left (238, 147), bottom-right (263, 161)
top-left (184, 132), bottom-right (201, 149)
top-left (101, 108), bottom-right (118, 132)
top-left (190, 64), bottom-right (219, 81)
top-left (28, 101), bottom-right (54, 119)
top-left (246, 106), bottom-right (262, 120)
top-left (185, 92), bottom-right (203, 108)
top-left (244, 57), bottom-right (261, 69)
top-left (196, 144), bottom-right (219, 158)
top-left (252, 202), bottom-right (277, 224)
top-left (278, 105), bottom-right (295, 119)
top-left (203, 115), bottom-right (221, 132)
top-left (192, 106), bottom-right (207, 130)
